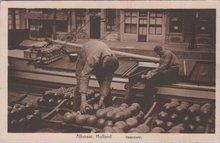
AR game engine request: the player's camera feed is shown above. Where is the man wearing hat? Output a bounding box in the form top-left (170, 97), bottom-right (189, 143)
top-left (75, 40), bottom-right (119, 113)
top-left (142, 45), bottom-right (179, 85)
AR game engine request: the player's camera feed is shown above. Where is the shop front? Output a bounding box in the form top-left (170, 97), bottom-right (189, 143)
top-left (8, 8), bottom-right (216, 49)
top-left (166, 9), bottom-right (216, 49)
top-left (119, 9), bottom-right (166, 43)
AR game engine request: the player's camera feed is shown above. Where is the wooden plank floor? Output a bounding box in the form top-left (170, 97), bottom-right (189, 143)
top-left (114, 60), bottom-right (138, 76)
top-left (174, 59), bottom-right (196, 77)
top-left (185, 59), bottom-right (197, 76)
top-left (189, 61), bottom-right (215, 84)
top-left (33, 56), bottom-right (138, 77)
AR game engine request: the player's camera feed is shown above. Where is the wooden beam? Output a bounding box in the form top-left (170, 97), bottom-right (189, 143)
top-left (113, 50), bottom-right (160, 62)
top-left (170, 83), bottom-right (215, 91)
top-left (183, 59), bottom-right (186, 76)
top-left (157, 86), bottom-right (215, 100)
top-left (9, 70), bottom-right (127, 91)
top-left (51, 39), bottom-right (160, 62)
top-left (52, 39), bottom-right (83, 48)
top-left (138, 62), bottom-right (159, 68)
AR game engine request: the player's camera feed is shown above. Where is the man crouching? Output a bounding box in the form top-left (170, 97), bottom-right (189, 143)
top-left (75, 40), bottom-right (119, 113)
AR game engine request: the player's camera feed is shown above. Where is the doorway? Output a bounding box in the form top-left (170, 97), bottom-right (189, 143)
top-left (90, 16), bottom-right (101, 39)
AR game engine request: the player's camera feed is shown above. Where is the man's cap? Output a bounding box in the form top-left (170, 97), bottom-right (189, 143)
top-left (102, 56), bottom-right (119, 73)
top-left (154, 45), bottom-right (163, 52)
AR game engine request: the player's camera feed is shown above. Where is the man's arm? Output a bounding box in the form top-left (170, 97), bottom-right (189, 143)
top-left (79, 57), bottom-right (99, 113)
top-left (75, 54), bottom-right (84, 95)
top-left (154, 53), bottom-right (172, 72)
top-left (98, 74), bottom-right (113, 108)
top-left (78, 62), bottom-right (94, 113)
top-left (79, 61), bottom-right (94, 102)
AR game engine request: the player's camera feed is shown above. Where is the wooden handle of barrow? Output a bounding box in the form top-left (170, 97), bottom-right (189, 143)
top-left (144, 101), bottom-right (157, 121)
top-left (42, 99), bottom-right (68, 120)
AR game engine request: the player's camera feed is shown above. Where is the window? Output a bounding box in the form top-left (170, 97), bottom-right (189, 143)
top-left (197, 10), bottom-right (211, 34)
top-left (169, 14), bottom-right (183, 33)
top-left (8, 9), bottom-right (21, 30)
top-left (139, 10), bottom-right (148, 17)
top-left (138, 10), bottom-right (148, 35)
top-left (15, 10), bottom-right (20, 29)
top-left (8, 10), bottom-right (13, 30)
top-left (124, 10), bottom-right (137, 33)
top-left (106, 9), bottom-right (116, 32)
top-left (149, 10), bottom-right (163, 35)
top-left (55, 20), bottom-right (68, 32)
top-left (29, 19), bottom-right (44, 37)
top-left (28, 9), bottom-right (68, 37)
top-left (75, 9), bottom-right (86, 29)
top-left (198, 10), bottom-right (210, 21)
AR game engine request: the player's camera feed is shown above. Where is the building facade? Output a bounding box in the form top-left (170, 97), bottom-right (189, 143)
top-left (8, 9), bottom-right (216, 49)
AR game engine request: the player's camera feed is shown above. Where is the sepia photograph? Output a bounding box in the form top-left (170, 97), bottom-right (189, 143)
top-left (1, 1), bottom-right (220, 142)
top-left (7, 7), bottom-right (216, 134)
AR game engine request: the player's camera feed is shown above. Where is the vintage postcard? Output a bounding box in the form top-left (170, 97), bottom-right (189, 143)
top-left (0, 0), bottom-right (220, 143)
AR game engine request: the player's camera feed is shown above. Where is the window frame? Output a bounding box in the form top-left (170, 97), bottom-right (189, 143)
top-left (169, 14), bottom-right (183, 33)
top-left (196, 10), bottom-right (211, 34)
top-left (75, 9), bottom-right (86, 30)
top-left (124, 10), bottom-right (137, 34)
top-left (105, 9), bottom-right (116, 32)
top-left (8, 9), bottom-right (21, 30)
top-left (149, 10), bottom-right (163, 35)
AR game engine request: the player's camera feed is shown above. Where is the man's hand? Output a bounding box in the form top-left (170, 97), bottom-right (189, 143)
top-left (98, 96), bottom-right (105, 109)
top-left (141, 74), bottom-right (147, 79)
top-left (98, 102), bottom-right (105, 109)
top-left (141, 70), bottom-right (157, 79)
top-left (80, 102), bottom-right (93, 114)
top-left (141, 71), bottom-right (152, 79)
